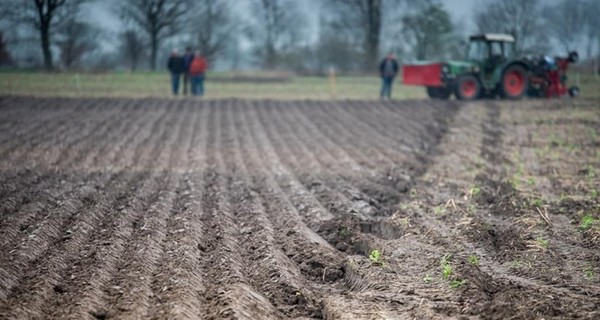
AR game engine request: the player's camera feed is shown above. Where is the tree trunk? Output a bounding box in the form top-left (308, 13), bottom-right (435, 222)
top-left (365, 0), bottom-right (381, 71)
top-left (40, 21), bottom-right (53, 70)
top-left (151, 31), bottom-right (158, 71)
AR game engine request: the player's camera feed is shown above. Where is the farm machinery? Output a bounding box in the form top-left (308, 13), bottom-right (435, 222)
top-left (403, 33), bottom-right (580, 100)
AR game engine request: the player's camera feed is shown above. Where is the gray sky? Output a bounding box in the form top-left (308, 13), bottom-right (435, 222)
top-left (85, 0), bottom-right (481, 39)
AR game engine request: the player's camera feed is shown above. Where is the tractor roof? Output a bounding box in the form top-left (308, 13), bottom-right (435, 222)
top-left (470, 33), bottom-right (515, 42)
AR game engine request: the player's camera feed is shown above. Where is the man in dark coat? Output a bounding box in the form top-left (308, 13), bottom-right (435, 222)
top-left (379, 52), bottom-right (399, 99)
top-left (167, 48), bottom-right (184, 95)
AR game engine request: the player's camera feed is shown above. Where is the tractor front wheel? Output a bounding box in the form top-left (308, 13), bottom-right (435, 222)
top-left (501, 65), bottom-right (528, 99)
top-left (426, 86), bottom-right (451, 100)
top-left (455, 75), bottom-right (481, 101)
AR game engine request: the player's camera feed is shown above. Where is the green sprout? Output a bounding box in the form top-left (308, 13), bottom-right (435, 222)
top-left (587, 165), bottom-right (597, 179)
top-left (468, 255), bottom-right (480, 266)
top-left (531, 198), bottom-right (543, 208)
top-left (369, 249), bottom-right (381, 264)
top-left (423, 274), bottom-right (432, 283)
top-left (450, 279), bottom-right (465, 288)
top-left (536, 237), bottom-right (549, 249)
top-left (585, 266), bottom-right (595, 279)
top-left (580, 215), bottom-right (595, 230)
top-left (433, 205), bottom-right (446, 216)
top-left (441, 255), bottom-right (453, 280)
top-left (469, 187), bottom-right (481, 197)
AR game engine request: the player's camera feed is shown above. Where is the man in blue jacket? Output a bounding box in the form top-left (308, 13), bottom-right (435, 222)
top-left (379, 52), bottom-right (399, 99)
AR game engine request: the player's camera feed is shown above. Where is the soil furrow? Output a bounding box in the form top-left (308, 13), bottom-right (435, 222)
top-left (1, 97), bottom-right (598, 319)
top-left (49, 171), bottom-right (167, 319)
top-left (0, 171), bottom-right (144, 319)
top-left (232, 101), bottom-right (339, 318)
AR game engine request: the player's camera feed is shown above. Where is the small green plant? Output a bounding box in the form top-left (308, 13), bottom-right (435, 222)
top-left (410, 189), bottom-right (418, 198)
top-left (369, 249), bottom-right (381, 264)
top-left (440, 254), bottom-right (453, 280)
top-left (468, 255), bottom-right (480, 266)
top-left (584, 266), bottom-right (594, 279)
top-left (510, 260), bottom-right (522, 269)
top-left (590, 189), bottom-right (598, 200)
top-left (559, 193), bottom-right (568, 202)
top-left (399, 217), bottom-right (411, 227)
top-left (526, 177), bottom-right (536, 186)
top-left (536, 237), bottom-right (549, 249)
top-left (449, 279), bottom-right (465, 288)
top-left (433, 205), bottom-right (446, 216)
top-left (531, 198), bottom-right (543, 208)
top-left (423, 274), bottom-right (432, 283)
top-left (587, 165), bottom-right (597, 179)
top-left (580, 215), bottom-right (595, 230)
top-left (469, 186), bottom-right (481, 197)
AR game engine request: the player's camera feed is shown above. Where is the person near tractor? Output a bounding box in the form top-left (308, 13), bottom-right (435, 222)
top-left (167, 48), bottom-right (184, 95)
top-left (189, 51), bottom-right (207, 96)
top-left (379, 52), bottom-right (399, 99)
top-left (182, 47), bottom-right (194, 95)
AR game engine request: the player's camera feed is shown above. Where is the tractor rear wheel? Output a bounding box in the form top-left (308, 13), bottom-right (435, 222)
top-left (455, 75), bottom-right (481, 101)
top-left (426, 86), bottom-right (451, 100)
top-left (501, 65), bottom-right (528, 99)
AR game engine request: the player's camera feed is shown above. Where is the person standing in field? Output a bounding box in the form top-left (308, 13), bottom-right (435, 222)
top-left (167, 49), bottom-right (184, 95)
top-left (189, 51), bottom-right (207, 96)
top-left (182, 47), bottom-right (194, 95)
top-left (379, 52), bottom-right (399, 99)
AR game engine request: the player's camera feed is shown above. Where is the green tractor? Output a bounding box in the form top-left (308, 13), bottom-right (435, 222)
top-left (403, 34), bottom-right (532, 100)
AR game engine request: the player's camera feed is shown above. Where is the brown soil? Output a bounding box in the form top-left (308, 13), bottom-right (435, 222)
top-left (0, 96), bottom-right (599, 319)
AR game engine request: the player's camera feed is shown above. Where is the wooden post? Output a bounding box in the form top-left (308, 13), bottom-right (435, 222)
top-left (328, 67), bottom-right (337, 99)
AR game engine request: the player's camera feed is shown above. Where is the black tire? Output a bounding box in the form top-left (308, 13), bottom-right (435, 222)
top-left (454, 75), bottom-right (481, 101)
top-left (426, 86), bottom-right (451, 100)
top-left (501, 65), bottom-right (529, 99)
top-left (569, 86), bottom-right (580, 98)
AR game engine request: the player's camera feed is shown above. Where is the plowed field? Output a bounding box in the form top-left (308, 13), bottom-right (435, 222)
top-left (0, 96), bottom-right (599, 319)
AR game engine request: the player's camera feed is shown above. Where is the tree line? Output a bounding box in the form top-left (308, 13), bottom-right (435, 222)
top-left (0, 0), bottom-right (599, 73)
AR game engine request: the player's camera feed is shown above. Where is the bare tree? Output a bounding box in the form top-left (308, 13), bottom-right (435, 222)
top-left (56, 17), bottom-right (98, 68)
top-left (583, 0), bottom-right (600, 60)
top-left (189, 0), bottom-right (234, 65)
top-left (246, 0), bottom-right (306, 70)
top-left (475, 0), bottom-right (548, 54)
top-left (323, 0), bottom-right (384, 71)
top-left (543, 0), bottom-right (585, 52)
top-left (0, 32), bottom-right (14, 66)
top-left (120, 0), bottom-right (190, 70)
top-left (401, 1), bottom-right (454, 60)
top-left (119, 29), bottom-right (145, 71)
top-left (4, 0), bottom-right (88, 70)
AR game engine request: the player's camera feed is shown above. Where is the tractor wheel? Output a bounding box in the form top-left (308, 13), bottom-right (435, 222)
top-left (455, 75), bottom-right (481, 101)
top-left (426, 86), bottom-right (451, 100)
top-left (501, 65), bottom-right (528, 99)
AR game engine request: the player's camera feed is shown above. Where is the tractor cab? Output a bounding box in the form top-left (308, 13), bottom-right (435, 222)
top-left (466, 34), bottom-right (516, 80)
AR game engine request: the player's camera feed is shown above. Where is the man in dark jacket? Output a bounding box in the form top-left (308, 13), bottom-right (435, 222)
top-left (182, 47), bottom-right (194, 95)
top-left (167, 48), bottom-right (184, 95)
top-left (379, 52), bottom-right (399, 99)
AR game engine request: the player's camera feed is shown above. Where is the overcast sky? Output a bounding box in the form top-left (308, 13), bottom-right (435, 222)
top-left (85, 0), bottom-right (480, 39)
